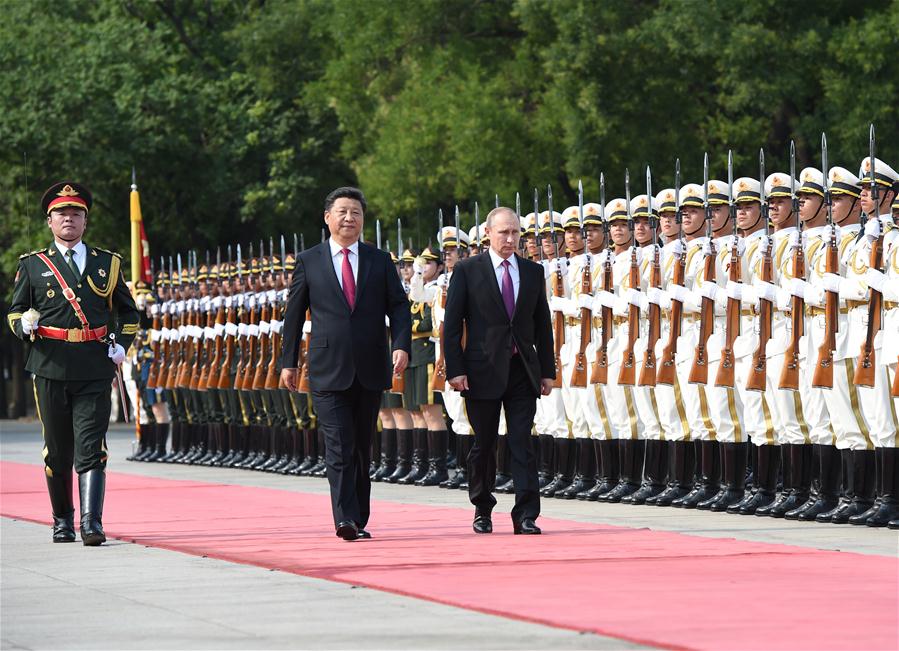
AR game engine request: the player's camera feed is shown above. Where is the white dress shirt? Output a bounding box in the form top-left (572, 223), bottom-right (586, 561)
top-left (328, 238), bottom-right (359, 289)
top-left (55, 240), bottom-right (86, 275)
top-left (488, 247), bottom-right (520, 303)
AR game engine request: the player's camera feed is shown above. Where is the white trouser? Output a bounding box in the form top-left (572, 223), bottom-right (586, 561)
top-left (675, 320), bottom-right (715, 441)
top-left (560, 327), bottom-right (591, 438)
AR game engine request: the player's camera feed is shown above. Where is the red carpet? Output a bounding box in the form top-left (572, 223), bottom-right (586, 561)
top-left (2, 460), bottom-right (896, 651)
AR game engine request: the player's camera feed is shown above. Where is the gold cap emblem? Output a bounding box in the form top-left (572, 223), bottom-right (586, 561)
top-left (57, 184), bottom-right (79, 197)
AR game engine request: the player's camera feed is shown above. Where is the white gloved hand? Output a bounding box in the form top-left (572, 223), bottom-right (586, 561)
top-left (301, 321), bottom-right (312, 334)
top-left (437, 273), bottom-right (449, 289)
top-left (789, 277), bottom-right (809, 299)
top-left (754, 280), bottom-right (778, 303)
top-left (669, 239), bottom-right (685, 257)
top-left (542, 259), bottom-right (552, 279)
top-left (563, 298), bottom-right (580, 318)
top-left (865, 268), bottom-right (887, 293)
top-left (699, 282), bottom-right (719, 301)
top-left (864, 216), bottom-right (884, 240)
top-left (787, 231), bottom-right (808, 251)
top-left (701, 240), bottom-right (714, 256)
top-left (776, 288), bottom-right (793, 311)
top-left (412, 260), bottom-right (424, 275)
top-left (577, 293), bottom-right (594, 310)
top-left (741, 284), bottom-right (760, 308)
top-left (108, 343), bottom-right (126, 365)
top-left (625, 288), bottom-right (642, 307)
top-left (822, 272), bottom-right (843, 294)
top-left (549, 258), bottom-right (569, 277)
top-left (594, 290), bottom-right (616, 310)
top-left (224, 322), bottom-right (238, 337)
top-left (150, 304), bottom-right (159, 316)
top-left (549, 296), bottom-right (568, 313)
top-left (646, 286), bottom-right (663, 306)
top-left (669, 284), bottom-right (691, 304)
top-left (725, 280), bottom-right (743, 301)
top-left (20, 310), bottom-right (39, 334)
top-left (731, 238), bottom-right (746, 256)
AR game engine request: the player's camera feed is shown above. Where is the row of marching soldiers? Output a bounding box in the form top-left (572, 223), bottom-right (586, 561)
top-left (126, 153), bottom-right (899, 530)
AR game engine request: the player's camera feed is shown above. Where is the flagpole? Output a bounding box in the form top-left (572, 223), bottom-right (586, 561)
top-left (130, 167), bottom-right (142, 284)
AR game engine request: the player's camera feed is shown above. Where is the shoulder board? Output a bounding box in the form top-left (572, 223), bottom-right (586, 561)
top-left (19, 249), bottom-right (43, 259)
top-left (93, 247), bottom-right (122, 259)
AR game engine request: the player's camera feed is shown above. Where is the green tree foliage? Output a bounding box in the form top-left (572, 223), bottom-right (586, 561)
top-left (2, 0), bottom-right (897, 291)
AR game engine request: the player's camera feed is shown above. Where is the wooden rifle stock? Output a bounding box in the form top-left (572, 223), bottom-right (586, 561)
top-left (163, 310), bottom-right (180, 391)
top-left (298, 309), bottom-right (312, 392)
top-left (206, 299), bottom-right (225, 389)
top-left (688, 249), bottom-right (716, 385)
top-left (658, 249), bottom-right (685, 386)
top-left (892, 355), bottom-right (899, 397)
top-left (251, 300), bottom-right (271, 390)
top-left (590, 256), bottom-right (613, 384)
top-left (570, 257), bottom-right (593, 388)
top-left (746, 242), bottom-right (773, 392)
top-left (853, 235), bottom-right (883, 387)
top-left (217, 300), bottom-right (236, 389)
top-left (638, 248), bottom-right (662, 387)
top-left (812, 234), bottom-right (839, 388)
top-left (551, 263), bottom-right (566, 389)
top-left (779, 244), bottom-right (805, 391)
top-left (264, 298), bottom-right (282, 390)
top-left (430, 285), bottom-right (448, 392)
top-left (176, 303), bottom-right (195, 389)
top-left (196, 304), bottom-right (215, 390)
top-left (145, 310), bottom-right (162, 390)
top-left (714, 243), bottom-right (741, 388)
top-left (154, 309), bottom-right (172, 389)
top-left (618, 248), bottom-right (640, 385)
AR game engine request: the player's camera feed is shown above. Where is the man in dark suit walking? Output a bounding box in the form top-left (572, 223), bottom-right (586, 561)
top-left (281, 187), bottom-right (411, 541)
top-left (444, 206), bottom-right (555, 535)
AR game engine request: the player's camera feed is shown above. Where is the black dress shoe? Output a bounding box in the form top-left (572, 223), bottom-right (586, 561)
top-left (335, 521), bottom-right (359, 541)
top-left (473, 514), bottom-right (493, 534)
top-left (356, 529), bottom-right (372, 539)
top-left (513, 518), bottom-right (541, 535)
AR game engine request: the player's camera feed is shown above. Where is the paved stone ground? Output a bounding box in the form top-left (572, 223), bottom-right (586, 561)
top-left (2, 421), bottom-right (895, 650)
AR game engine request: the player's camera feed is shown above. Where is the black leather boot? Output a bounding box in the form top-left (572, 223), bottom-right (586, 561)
top-left (228, 425), bottom-right (250, 468)
top-left (441, 432), bottom-right (463, 488)
top-left (218, 424), bottom-right (237, 467)
top-left (149, 423), bottom-right (170, 462)
top-left (623, 439), bottom-right (666, 505)
top-left (817, 448), bottom-right (853, 523)
top-left (537, 434), bottom-right (555, 488)
top-left (653, 440), bottom-right (696, 506)
top-left (849, 448), bottom-right (880, 524)
top-left (541, 438), bottom-right (574, 497)
top-left (369, 428), bottom-right (381, 479)
top-left (786, 443), bottom-right (828, 519)
top-left (399, 428), bottom-right (428, 484)
top-left (78, 469), bottom-right (106, 546)
top-left (444, 435), bottom-right (472, 489)
top-left (697, 441), bottom-right (726, 510)
top-left (495, 436), bottom-right (514, 493)
top-left (373, 428), bottom-right (397, 482)
top-left (386, 429), bottom-right (413, 483)
top-left (132, 424), bottom-right (154, 461)
top-left (311, 428), bottom-right (329, 477)
top-left (755, 444), bottom-right (792, 516)
top-left (675, 440), bottom-right (719, 508)
top-left (160, 422), bottom-right (180, 463)
top-left (578, 438), bottom-right (604, 500)
top-left (262, 427), bottom-right (285, 471)
top-left (293, 428), bottom-right (317, 475)
top-left (416, 430), bottom-right (449, 486)
top-left (710, 442), bottom-right (748, 511)
top-left (251, 425), bottom-right (273, 470)
top-left (768, 443), bottom-right (811, 518)
top-left (832, 449), bottom-right (874, 524)
top-left (46, 469), bottom-right (75, 543)
top-left (735, 445), bottom-right (779, 515)
top-left (280, 427), bottom-right (301, 474)
top-left (797, 444), bottom-right (841, 520)
top-left (561, 439), bottom-right (596, 499)
top-left (865, 448), bottom-right (899, 527)
top-left (590, 439), bottom-right (621, 500)
top-left (602, 440), bottom-right (643, 503)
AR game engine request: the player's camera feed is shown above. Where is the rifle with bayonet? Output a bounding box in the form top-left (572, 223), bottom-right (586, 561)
top-left (658, 160), bottom-right (683, 386)
top-left (146, 256), bottom-right (165, 390)
top-left (431, 208), bottom-right (455, 392)
top-left (252, 240), bottom-right (274, 391)
top-left (639, 166), bottom-right (661, 387)
top-left (619, 170), bottom-right (639, 386)
top-left (571, 179), bottom-right (592, 388)
top-left (715, 150), bottom-right (740, 388)
top-left (163, 255), bottom-right (180, 392)
top-left (854, 124), bottom-right (884, 387)
top-left (747, 150), bottom-right (773, 392)
top-left (188, 251), bottom-right (206, 391)
top-left (689, 153), bottom-right (717, 385)
top-left (813, 133), bottom-right (839, 389)
top-left (590, 174), bottom-right (612, 384)
top-left (264, 237), bottom-right (284, 390)
top-left (548, 185), bottom-right (565, 389)
top-left (390, 218), bottom-right (406, 394)
top-left (779, 141), bottom-right (804, 391)
top-left (216, 245), bottom-right (238, 390)
top-left (197, 250), bottom-right (216, 391)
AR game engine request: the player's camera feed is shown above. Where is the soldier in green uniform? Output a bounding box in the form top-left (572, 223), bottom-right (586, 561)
top-left (8, 181), bottom-right (140, 545)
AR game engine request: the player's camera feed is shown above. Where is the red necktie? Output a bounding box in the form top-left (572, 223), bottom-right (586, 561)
top-left (341, 248), bottom-right (356, 309)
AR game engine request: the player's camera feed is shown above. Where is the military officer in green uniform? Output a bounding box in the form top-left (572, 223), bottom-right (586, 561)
top-left (8, 181), bottom-right (140, 546)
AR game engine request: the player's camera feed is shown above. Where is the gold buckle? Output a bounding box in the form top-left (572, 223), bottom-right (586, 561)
top-left (66, 328), bottom-right (84, 342)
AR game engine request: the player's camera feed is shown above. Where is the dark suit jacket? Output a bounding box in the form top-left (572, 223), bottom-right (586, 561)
top-left (443, 251), bottom-right (554, 400)
top-left (280, 240), bottom-right (411, 392)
